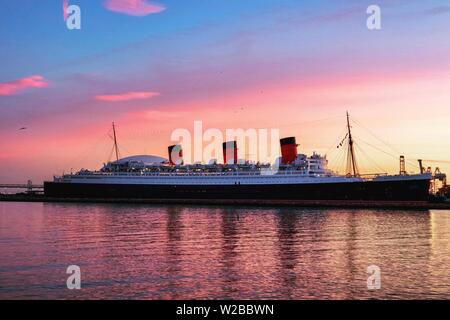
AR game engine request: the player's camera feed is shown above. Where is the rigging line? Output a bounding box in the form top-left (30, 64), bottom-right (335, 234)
top-left (117, 142), bottom-right (134, 157)
top-left (330, 142), bottom-right (347, 173)
top-left (354, 142), bottom-right (386, 174)
top-left (325, 125), bottom-right (349, 155)
top-left (326, 130), bottom-right (346, 164)
top-left (326, 147), bottom-right (344, 168)
top-left (354, 128), bottom-right (419, 167)
top-left (332, 153), bottom-right (345, 174)
top-left (325, 131), bottom-right (350, 172)
top-left (356, 137), bottom-right (417, 168)
top-left (328, 153), bottom-right (340, 172)
top-left (350, 118), bottom-right (403, 155)
top-left (328, 149), bottom-right (342, 169)
top-left (421, 159), bottom-right (450, 164)
top-left (357, 137), bottom-right (398, 159)
top-left (106, 144), bottom-right (115, 163)
top-left (338, 143), bottom-right (347, 173)
top-left (396, 155), bottom-right (418, 169)
top-left (329, 140), bottom-right (347, 171)
top-left (65, 133), bottom-right (111, 172)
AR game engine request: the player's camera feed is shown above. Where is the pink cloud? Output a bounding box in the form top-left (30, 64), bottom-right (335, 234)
top-left (0, 75), bottom-right (49, 96)
top-left (95, 91), bottom-right (160, 102)
top-left (104, 0), bottom-right (166, 16)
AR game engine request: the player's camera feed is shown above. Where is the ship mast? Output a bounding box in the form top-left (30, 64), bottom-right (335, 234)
top-left (346, 111), bottom-right (358, 176)
top-left (112, 122), bottom-right (119, 162)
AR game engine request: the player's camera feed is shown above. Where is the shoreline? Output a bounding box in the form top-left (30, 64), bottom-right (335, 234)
top-left (1, 193), bottom-right (450, 210)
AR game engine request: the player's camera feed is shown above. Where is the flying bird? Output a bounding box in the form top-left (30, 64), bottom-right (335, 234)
top-left (18, 127), bottom-right (27, 130)
top-left (233, 107), bottom-right (245, 113)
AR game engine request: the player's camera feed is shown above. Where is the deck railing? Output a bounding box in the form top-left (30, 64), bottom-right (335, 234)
top-left (56, 169), bottom-right (363, 179)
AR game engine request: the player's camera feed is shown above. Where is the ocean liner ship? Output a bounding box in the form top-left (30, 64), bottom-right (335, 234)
top-left (44, 114), bottom-right (432, 201)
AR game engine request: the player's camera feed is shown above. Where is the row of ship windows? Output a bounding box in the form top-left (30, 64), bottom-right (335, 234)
top-left (72, 174), bottom-right (326, 180)
top-left (70, 178), bottom-right (330, 183)
top-left (68, 178), bottom-right (342, 184)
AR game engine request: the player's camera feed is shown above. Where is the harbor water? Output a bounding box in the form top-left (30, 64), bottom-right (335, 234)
top-left (1, 202), bottom-right (450, 299)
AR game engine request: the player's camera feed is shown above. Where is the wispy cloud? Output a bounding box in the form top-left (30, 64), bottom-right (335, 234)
top-left (95, 91), bottom-right (160, 102)
top-left (425, 5), bottom-right (450, 15)
top-left (0, 75), bottom-right (49, 96)
top-left (103, 0), bottom-right (166, 16)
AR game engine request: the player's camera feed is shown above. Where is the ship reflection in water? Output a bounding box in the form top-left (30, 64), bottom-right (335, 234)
top-left (1, 202), bottom-right (450, 299)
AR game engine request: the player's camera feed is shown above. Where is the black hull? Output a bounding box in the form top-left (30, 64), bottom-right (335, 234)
top-left (44, 179), bottom-right (431, 201)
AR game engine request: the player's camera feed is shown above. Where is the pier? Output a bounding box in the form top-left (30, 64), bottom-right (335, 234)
top-left (0, 181), bottom-right (44, 194)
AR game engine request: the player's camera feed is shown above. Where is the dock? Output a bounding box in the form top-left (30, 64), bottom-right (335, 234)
top-left (0, 182), bottom-right (44, 194)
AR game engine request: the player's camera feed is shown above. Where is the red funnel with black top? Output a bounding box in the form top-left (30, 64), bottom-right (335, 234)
top-left (280, 137), bottom-right (298, 164)
top-left (168, 145), bottom-right (183, 165)
top-left (222, 141), bottom-right (237, 165)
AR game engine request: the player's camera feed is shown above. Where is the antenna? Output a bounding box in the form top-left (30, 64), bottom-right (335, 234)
top-left (112, 122), bottom-right (119, 162)
top-left (346, 111), bottom-right (358, 176)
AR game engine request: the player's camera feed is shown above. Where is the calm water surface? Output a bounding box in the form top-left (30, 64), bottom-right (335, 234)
top-left (1, 202), bottom-right (450, 299)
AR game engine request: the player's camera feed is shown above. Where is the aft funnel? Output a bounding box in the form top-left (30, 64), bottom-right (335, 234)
top-left (280, 137), bottom-right (298, 165)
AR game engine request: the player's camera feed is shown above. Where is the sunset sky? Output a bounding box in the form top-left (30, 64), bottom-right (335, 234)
top-left (1, 0), bottom-right (450, 183)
